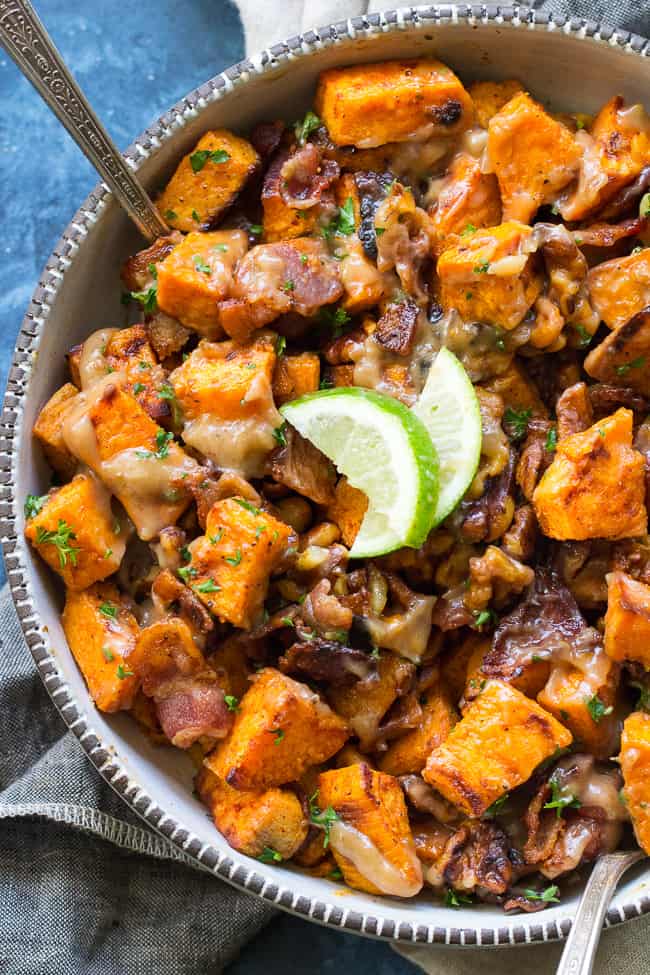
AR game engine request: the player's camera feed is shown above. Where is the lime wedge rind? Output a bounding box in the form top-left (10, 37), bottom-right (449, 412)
top-left (412, 346), bottom-right (482, 527)
top-left (281, 387), bottom-right (439, 559)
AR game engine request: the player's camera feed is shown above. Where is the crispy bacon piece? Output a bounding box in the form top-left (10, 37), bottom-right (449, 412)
top-left (374, 298), bottom-right (419, 356)
top-left (266, 425), bottom-right (336, 505)
top-left (572, 215), bottom-right (647, 248)
top-left (156, 680), bottom-right (232, 749)
top-left (598, 166), bottom-right (650, 221)
top-left (250, 120), bottom-right (285, 160)
top-left (219, 239), bottom-right (343, 341)
top-left (425, 821), bottom-right (515, 896)
top-left (279, 143), bottom-right (340, 209)
top-left (279, 639), bottom-right (374, 685)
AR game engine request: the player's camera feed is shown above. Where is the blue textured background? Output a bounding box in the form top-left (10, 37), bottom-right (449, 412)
top-left (0, 2), bottom-right (417, 971)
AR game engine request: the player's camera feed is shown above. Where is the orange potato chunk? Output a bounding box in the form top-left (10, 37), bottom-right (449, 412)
top-left (25, 474), bottom-right (125, 591)
top-left (61, 582), bottom-right (139, 712)
top-left (533, 408), bottom-right (647, 541)
top-left (196, 766), bottom-right (308, 860)
top-left (186, 497), bottom-right (291, 629)
top-left (586, 249), bottom-right (650, 331)
top-left (157, 130), bottom-right (259, 232)
top-left (272, 353), bottom-right (320, 406)
top-left (423, 679), bottom-right (572, 817)
top-left (156, 230), bottom-right (249, 335)
top-left (487, 92), bottom-right (581, 223)
top-left (317, 763), bottom-right (423, 897)
top-left (379, 672), bottom-right (457, 776)
top-left (326, 477), bottom-right (368, 548)
top-left (468, 79), bottom-right (524, 128)
top-left (205, 668), bottom-right (349, 790)
top-left (437, 221), bottom-right (543, 330)
top-left (33, 383), bottom-right (79, 480)
top-left (584, 310), bottom-right (650, 396)
top-left (430, 153), bottom-right (501, 253)
top-left (620, 711), bottom-right (650, 855)
top-left (605, 570), bottom-right (650, 669)
top-left (481, 361), bottom-right (548, 418)
top-left (315, 59), bottom-right (473, 148)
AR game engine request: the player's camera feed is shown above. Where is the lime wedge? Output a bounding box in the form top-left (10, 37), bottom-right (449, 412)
top-left (280, 388), bottom-right (438, 558)
top-left (412, 346), bottom-right (482, 527)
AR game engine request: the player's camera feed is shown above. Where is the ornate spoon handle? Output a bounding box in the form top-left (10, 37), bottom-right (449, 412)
top-left (556, 850), bottom-right (645, 975)
top-left (0, 0), bottom-right (169, 241)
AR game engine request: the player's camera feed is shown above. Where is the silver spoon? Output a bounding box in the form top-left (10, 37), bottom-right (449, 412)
top-left (0, 0), bottom-right (169, 241)
top-left (556, 849), bottom-right (644, 975)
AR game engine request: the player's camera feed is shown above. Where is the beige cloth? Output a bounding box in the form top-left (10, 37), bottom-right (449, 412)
top-left (235, 1), bottom-right (650, 970)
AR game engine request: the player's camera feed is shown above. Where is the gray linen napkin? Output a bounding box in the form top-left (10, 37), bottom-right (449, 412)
top-left (0, 585), bottom-right (274, 973)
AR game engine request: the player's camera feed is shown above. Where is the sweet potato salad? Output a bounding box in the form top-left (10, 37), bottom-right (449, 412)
top-left (24, 59), bottom-right (650, 910)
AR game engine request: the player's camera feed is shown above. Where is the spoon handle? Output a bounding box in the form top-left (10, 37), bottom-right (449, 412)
top-left (556, 850), bottom-right (644, 975)
top-left (0, 0), bottom-right (169, 241)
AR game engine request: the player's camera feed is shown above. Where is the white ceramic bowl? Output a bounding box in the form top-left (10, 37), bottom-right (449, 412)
top-left (5, 4), bottom-right (650, 949)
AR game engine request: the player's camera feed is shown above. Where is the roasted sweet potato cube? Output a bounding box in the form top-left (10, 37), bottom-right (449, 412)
top-left (326, 477), bottom-right (368, 548)
top-left (537, 652), bottom-right (621, 759)
top-left (330, 365), bottom-right (354, 387)
top-left (620, 711), bottom-right (650, 855)
top-left (61, 582), bottom-right (139, 712)
top-left (186, 497), bottom-right (291, 629)
top-left (437, 221), bottom-right (543, 330)
top-left (208, 635), bottom-right (254, 700)
top-left (157, 130), bottom-right (259, 233)
top-left (272, 353), bottom-right (320, 406)
top-left (379, 673), bottom-right (457, 776)
top-left (25, 474), bottom-right (125, 590)
top-left (261, 148), bottom-right (322, 243)
top-left (129, 617), bottom-right (205, 693)
top-left (339, 237), bottom-right (387, 313)
top-left (430, 153), bottom-right (501, 253)
top-left (96, 324), bottom-right (171, 423)
top-left (423, 679), bottom-right (572, 817)
top-left (481, 362), bottom-right (548, 418)
top-left (33, 383), bottom-right (79, 479)
top-left (156, 230), bottom-right (249, 335)
top-left (70, 383), bottom-right (196, 540)
top-left (315, 59), bottom-right (473, 148)
top-left (170, 335), bottom-right (277, 421)
top-left (587, 250), bottom-right (650, 331)
top-left (487, 92), bottom-right (581, 223)
top-left (468, 79), bottom-right (524, 128)
top-left (533, 408), bottom-right (647, 541)
top-left (205, 668), bottom-right (349, 790)
top-left (196, 766), bottom-right (308, 859)
top-left (584, 311), bottom-right (650, 396)
top-left (327, 651), bottom-right (414, 751)
top-left (317, 763), bottom-right (423, 897)
top-left (438, 633), bottom-right (486, 702)
top-left (605, 570), bottom-right (650, 669)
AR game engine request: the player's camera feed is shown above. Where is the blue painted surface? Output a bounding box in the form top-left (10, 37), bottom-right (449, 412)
top-left (0, 2), bottom-right (418, 971)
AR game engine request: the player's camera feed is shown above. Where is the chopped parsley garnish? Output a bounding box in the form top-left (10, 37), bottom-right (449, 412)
top-left (572, 323), bottom-right (592, 348)
top-left (101, 646), bottom-right (114, 662)
top-left (209, 529), bottom-right (225, 545)
top-left (308, 791), bottom-right (340, 848)
top-left (192, 209), bottom-right (201, 222)
top-left (136, 430), bottom-right (174, 461)
top-left (503, 406), bottom-right (532, 441)
top-left (444, 889), bottom-right (473, 908)
top-left (322, 197), bottom-right (355, 239)
top-left (24, 494), bottom-right (47, 520)
top-left (235, 498), bottom-right (261, 516)
top-left (132, 382), bottom-right (145, 394)
top-left (157, 383), bottom-right (175, 401)
top-left (616, 356), bottom-right (646, 375)
top-left (180, 546), bottom-right (191, 563)
top-left (294, 110), bottom-right (321, 146)
top-left (370, 646), bottom-right (381, 660)
top-left (164, 209), bottom-right (177, 221)
top-left (99, 601), bottom-right (118, 619)
top-left (473, 261), bottom-right (490, 274)
top-left (543, 776), bottom-right (581, 818)
top-left (189, 148), bottom-right (230, 173)
top-left (271, 728), bottom-right (285, 745)
top-left (586, 693), bottom-right (613, 723)
top-left (473, 608), bottom-right (498, 630)
top-left (631, 681), bottom-right (650, 713)
top-left (195, 578), bottom-right (220, 594)
top-left (116, 663), bottom-right (134, 680)
top-left (273, 423), bottom-right (287, 447)
top-left (375, 226), bottom-right (385, 236)
top-left (138, 361), bottom-right (151, 370)
top-left (319, 375), bottom-right (335, 390)
top-left (484, 793), bottom-right (509, 817)
top-left (545, 426), bottom-right (558, 453)
top-left (249, 224), bottom-right (263, 236)
top-left (35, 520), bottom-right (80, 568)
top-left (193, 255), bottom-right (212, 274)
top-left (214, 243), bottom-right (229, 253)
top-left (282, 279), bottom-right (295, 292)
top-left (224, 695), bottom-right (239, 712)
top-left (104, 548), bottom-right (113, 559)
top-left (275, 335), bottom-right (287, 357)
top-left (329, 868), bottom-right (343, 880)
top-left (640, 192), bottom-right (650, 218)
top-left (280, 617), bottom-right (294, 628)
top-left (523, 884), bottom-right (560, 904)
top-left (224, 549), bottom-right (242, 567)
top-left (258, 846), bottom-right (282, 863)
top-left (129, 285), bottom-right (157, 314)
top-left (461, 223), bottom-right (477, 236)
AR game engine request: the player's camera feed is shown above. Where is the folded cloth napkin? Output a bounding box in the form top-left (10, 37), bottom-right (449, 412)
top-left (4, 3), bottom-right (650, 974)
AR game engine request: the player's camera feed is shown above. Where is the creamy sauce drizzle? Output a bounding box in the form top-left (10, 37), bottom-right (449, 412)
top-left (79, 328), bottom-right (118, 389)
top-left (329, 820), bottom-right (423, 897)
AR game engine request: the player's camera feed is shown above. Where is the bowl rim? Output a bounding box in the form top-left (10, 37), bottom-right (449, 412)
top-left (4, 2), bottom-right (650, 949)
